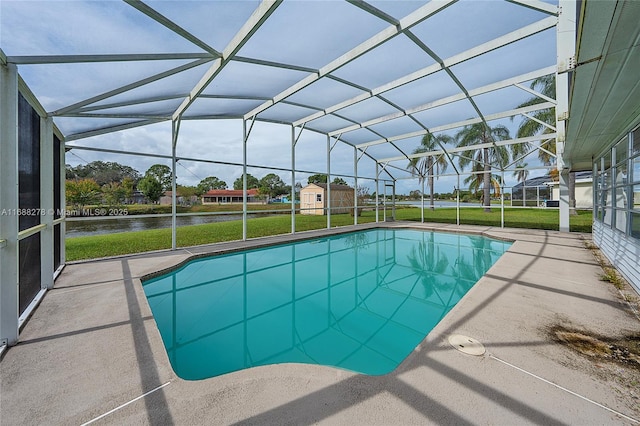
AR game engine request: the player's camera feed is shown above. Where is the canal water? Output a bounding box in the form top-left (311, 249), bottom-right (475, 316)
top-left (66, 213), bottom-right (270, 238)
top-left (66, 202), bottom-right (476, 238)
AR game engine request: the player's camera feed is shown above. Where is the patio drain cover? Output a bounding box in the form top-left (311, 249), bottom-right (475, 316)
top-left (448, 334), bottom-right (485, 356)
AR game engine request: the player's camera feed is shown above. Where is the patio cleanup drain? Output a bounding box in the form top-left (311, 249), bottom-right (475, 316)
top-left (550, 325), bottom-right (640, 370)
top-left (448, 334), bottom-right (485, 356)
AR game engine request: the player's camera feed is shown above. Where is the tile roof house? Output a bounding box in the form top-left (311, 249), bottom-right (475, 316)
top-left (202, 189), bottom-right (261, 204)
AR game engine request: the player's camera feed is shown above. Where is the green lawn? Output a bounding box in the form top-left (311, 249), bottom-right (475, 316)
top-left (65, 207), bottom-right (592, 261)
top-left (394, 207), bottom-right (593, 232)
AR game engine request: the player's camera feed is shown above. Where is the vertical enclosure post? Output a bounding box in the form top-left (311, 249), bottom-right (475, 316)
top-left (383, 181), bottom-right (387, 222)
top-left (421, 177), bottom-right (425, 223)
top-left (557, 0), bottom-right (576, 232)
top-left (392, 181), bottom-right (396, 221)
top-left (456, 174), bottom-right (460, 226)
top-left (59, 136), bottom-right (66, 265)
top-left (375, 163), bottom-right (379, 223)
top-left (326, 134), bottom-right (331, 229)
top-left (0, 62), bottom-right (19, 346)
top-left (242, 120), bottom-right (248, 240)
top-left (500, 170), bottom-right (505, 228)
top-left (291, 125), bottom-right (296, 234)
top-left (171, 119), bottom-right (179, 250)
top-left (559, 169), bottom-right (570, 231)
top-left (353, 146), bottom-right (358, 226)
top-left (40, 116), bottom-right (54, 289)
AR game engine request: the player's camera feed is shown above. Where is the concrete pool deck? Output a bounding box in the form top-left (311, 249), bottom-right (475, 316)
top-left (2, 222), bottom-right (639, 425)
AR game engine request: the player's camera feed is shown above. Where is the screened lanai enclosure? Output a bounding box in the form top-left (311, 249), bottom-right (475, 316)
top-left (0, 0), bottom-right (618, 352)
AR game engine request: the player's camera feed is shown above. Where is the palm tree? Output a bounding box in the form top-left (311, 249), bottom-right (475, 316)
top-left (455, 123), bottom-right (511, 212)
top-left (515, 75), bottom-right (556, 164)
top-left (463, 166), bottom-right (502, 200)
top-left (407, 133), bottom-right (452, 210)
top-left (513, 162), bottom-right (529, 183)
top-left (406, 237), bottom-right (451, 301)
top-left (515, 75), bottom-right (576, 214)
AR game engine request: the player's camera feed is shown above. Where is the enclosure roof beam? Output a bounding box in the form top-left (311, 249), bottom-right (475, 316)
top-left (293, 15), bottom-right (556, 128)
top-left (356, 102), bottom-right (554, 149)
top-left (6, 53), bottom-right (214, 64)
top-left (232, 56), bottom-right (318, 74)
top-left (124, 0), bottom-right (221, 57)
top-left (76, 93), bottom-right (318, 115)
top-left (172, 0), bottom-right (282, 120)
top-left (64, 118), bottom-right (168, 141)
top-left (75, 95), bottom-right (186, 113)
top-left (405, 27), bottom-right (501, 156)
top-left (51, 58), bottom-right (212, 116)
top-left (521, 112), bottom-right (557, 131)
top-left (513, 82), bottom-right (557, 104)
top-left (246, 0), bottom-right (458, 121)
top-left (506, 144), bottom-right (553, 169)
top-left (506, 0), bottom-right (559, 16)
top-left (347, 0), bottom-right (400, 25)
top-left (537, 142), bottom-right (557, 159)
top-left (328, 66), bottom-right (555, 136)
top-left (63, 113), bottom-right (171, 119)
top-left (379, 133), bottom-right (557, 163)
top-left (180, 114), bottom-right (246, 120)
top-left (377, 165), bottom-right (402, 182)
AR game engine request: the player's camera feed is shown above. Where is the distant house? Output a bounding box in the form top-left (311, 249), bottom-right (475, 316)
top-left (511, 176), bottom-right (552, 206)
top-left (271, 195), bottom-right (290, 203)
top-left (159, 191), bottom-right (199, 206)
top-left (130, 190), bottom-right (146, 204)
top-left (202, 188), bottom-right (261, 204)
top-left (300, 183), bottom-right (354, 215)
top-left (512, 172), bottom-right (593, 209)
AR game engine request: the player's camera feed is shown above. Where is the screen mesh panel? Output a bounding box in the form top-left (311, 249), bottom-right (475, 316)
top-left (18, 93), bottom-right (41, 232)
top-left (54, 134), bottom-right (61, 219)
top-left (54, 224), bottom-right (62, 271)
top-left (19, 233), bottom-right (42, 315)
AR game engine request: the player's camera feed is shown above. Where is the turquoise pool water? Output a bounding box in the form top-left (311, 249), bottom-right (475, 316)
top-left (142, 229), bottom-right (511, 380)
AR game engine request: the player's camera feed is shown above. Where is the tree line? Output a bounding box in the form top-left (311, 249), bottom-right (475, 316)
top-left (65, 162), bottom-right (354, 208)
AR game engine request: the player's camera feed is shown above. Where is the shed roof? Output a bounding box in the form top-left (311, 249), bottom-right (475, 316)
top-left (303, 183), bottom-right (353, 192)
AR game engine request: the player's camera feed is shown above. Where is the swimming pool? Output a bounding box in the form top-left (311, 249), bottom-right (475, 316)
top-left (142, 228), bottom-right (511, 380)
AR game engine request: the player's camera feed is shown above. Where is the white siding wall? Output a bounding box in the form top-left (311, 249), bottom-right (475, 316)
top-left (552, 181), bottom-right (593, 208)
top-left (593, 221), bottom-right (640, 294)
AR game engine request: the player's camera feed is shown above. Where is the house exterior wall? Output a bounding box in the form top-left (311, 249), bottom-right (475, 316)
top-left (201, 190), bottom-right (260, 205)
top-left (202, 195), bottom-right (260, 204)
top-left (592, 124), bottom-right (640, 295)
top-left (551, 181), bottom-right (593, 208)
top-left (593, 221), bottom-right (640, 295)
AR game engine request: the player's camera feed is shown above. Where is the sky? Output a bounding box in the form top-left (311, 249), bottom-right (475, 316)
top-left (0, 0), bottom-right (558, 196)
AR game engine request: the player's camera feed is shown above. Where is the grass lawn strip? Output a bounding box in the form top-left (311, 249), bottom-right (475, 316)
top-left (66, 208), bottom-right (592, 261)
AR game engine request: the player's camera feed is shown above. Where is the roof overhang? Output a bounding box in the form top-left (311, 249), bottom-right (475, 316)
top-left (565, 0), bottom-right (640, 171)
